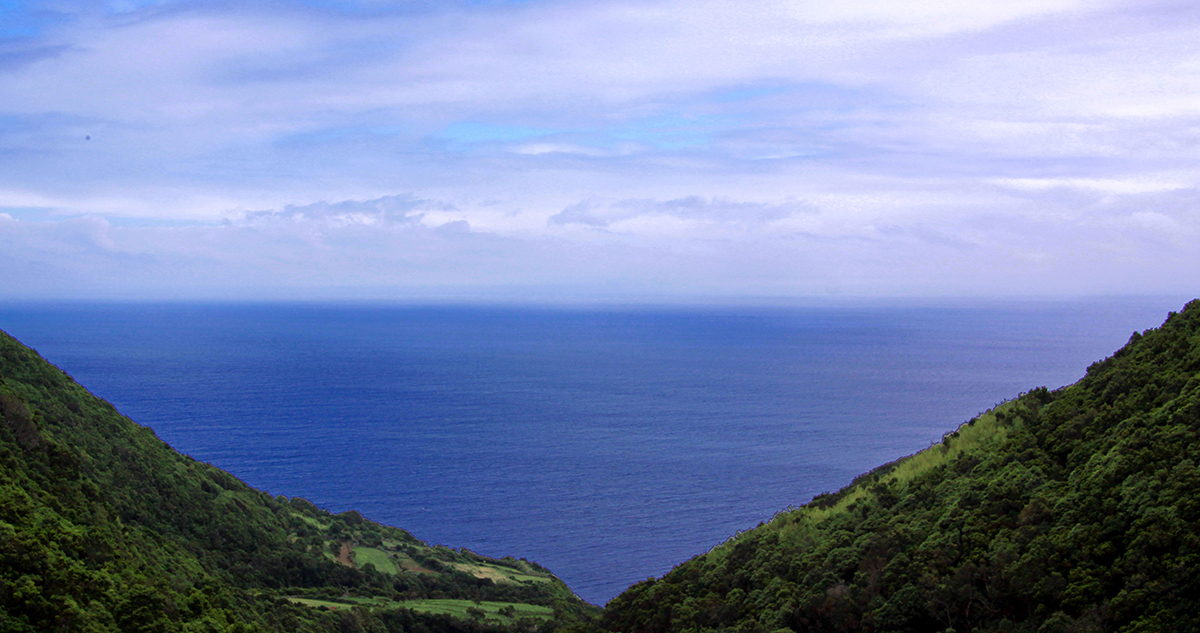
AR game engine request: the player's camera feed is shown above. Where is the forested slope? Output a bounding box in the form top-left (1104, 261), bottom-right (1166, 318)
top-left (0, 328), bottom-right (597, 632)
top-left (602, 301), bottom-right (1200, 633)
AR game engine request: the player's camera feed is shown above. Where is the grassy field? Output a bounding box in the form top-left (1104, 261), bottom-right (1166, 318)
top-left (389, 552), bottom-right (438, 573)
top-left (337, 545), bottom-right (551, 584)
top-left (288, 597), bottom-right (554, 622)
top-left (352, 546), bottom-right (401, 574)
top-left (449, 561), bottom-right (552, 584)
top-left (291, 513), bottom-right (329, 529)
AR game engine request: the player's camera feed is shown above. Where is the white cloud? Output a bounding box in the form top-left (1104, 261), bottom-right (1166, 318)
top-left (2, 185), bottom-right (1198, 300)
top-left (548, 197), bottom-right (815, 237)
top-left (1, 0), bottom-right (1198, 300)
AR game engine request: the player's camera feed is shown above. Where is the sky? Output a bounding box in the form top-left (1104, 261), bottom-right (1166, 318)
top-left (1, 0), bottom-right (1198, 302)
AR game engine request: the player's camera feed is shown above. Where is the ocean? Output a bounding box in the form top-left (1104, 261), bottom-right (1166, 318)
top-left (0, 298), bottom-right (1186, 604)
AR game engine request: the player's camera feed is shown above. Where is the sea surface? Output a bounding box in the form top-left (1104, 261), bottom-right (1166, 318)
top-left (0, 298), bottom-right (1188, 604)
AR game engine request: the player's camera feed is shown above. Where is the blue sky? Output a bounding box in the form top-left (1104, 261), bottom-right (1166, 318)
top-left (1, 0), bottom-right (1198, 301)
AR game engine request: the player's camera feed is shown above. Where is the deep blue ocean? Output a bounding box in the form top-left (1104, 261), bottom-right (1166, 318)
top-left (0, 298), bottom-right (1188, 604)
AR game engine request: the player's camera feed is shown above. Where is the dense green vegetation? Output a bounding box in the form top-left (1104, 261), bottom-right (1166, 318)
top-left (0, 328), bottom-right (598, 633)
top-left (601, 300), bottom-right (1200, 633)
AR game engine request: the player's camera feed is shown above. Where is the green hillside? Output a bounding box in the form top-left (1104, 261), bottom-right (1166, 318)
top-left (601, 301), bottom-right (1200, 633)
top-left (0, 329), bottom-right (599, 632)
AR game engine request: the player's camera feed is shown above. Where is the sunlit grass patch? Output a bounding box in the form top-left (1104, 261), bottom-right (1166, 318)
top-left (449, 561), bottom-right (552, 584)
top-left (292, 513), bottom-right (329, 529)
top-left (352, 546), bottom-right (400, 574)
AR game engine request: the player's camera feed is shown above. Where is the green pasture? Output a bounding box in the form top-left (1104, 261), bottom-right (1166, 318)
top-left (449, 561), bottom-right (552, 584)
top-left (289, 597), bottom-right (553, 623)
top-left (292, 513), bottom-right (329, 529)
top-left (352, 546), bottom-right (400, 574)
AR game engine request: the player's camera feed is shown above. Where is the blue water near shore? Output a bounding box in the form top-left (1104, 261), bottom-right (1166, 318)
top-left (0, 298), bottom-right (1187, 604)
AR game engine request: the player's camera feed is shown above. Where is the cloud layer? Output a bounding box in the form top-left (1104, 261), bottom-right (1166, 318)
top-left (2, 0), bottom-right (1198, 300)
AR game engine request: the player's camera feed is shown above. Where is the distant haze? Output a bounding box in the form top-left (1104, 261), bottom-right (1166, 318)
top-left (2, 0), bottom-right (1199, 301)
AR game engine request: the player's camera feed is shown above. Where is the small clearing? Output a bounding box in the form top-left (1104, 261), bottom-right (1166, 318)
top-left (352, 546), bottom-right (400, 574)
top-left (336, 542), bottom-right (355, 567)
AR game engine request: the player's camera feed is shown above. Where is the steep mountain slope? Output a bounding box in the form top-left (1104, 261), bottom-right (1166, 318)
top-left (0, 328), bottom-right (597, 632)
top-left (602, 301), bottom-right (1200, 633)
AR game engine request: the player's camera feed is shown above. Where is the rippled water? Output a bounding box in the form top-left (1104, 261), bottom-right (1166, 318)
top-left (0, 298), bottom-right (1184, 604)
